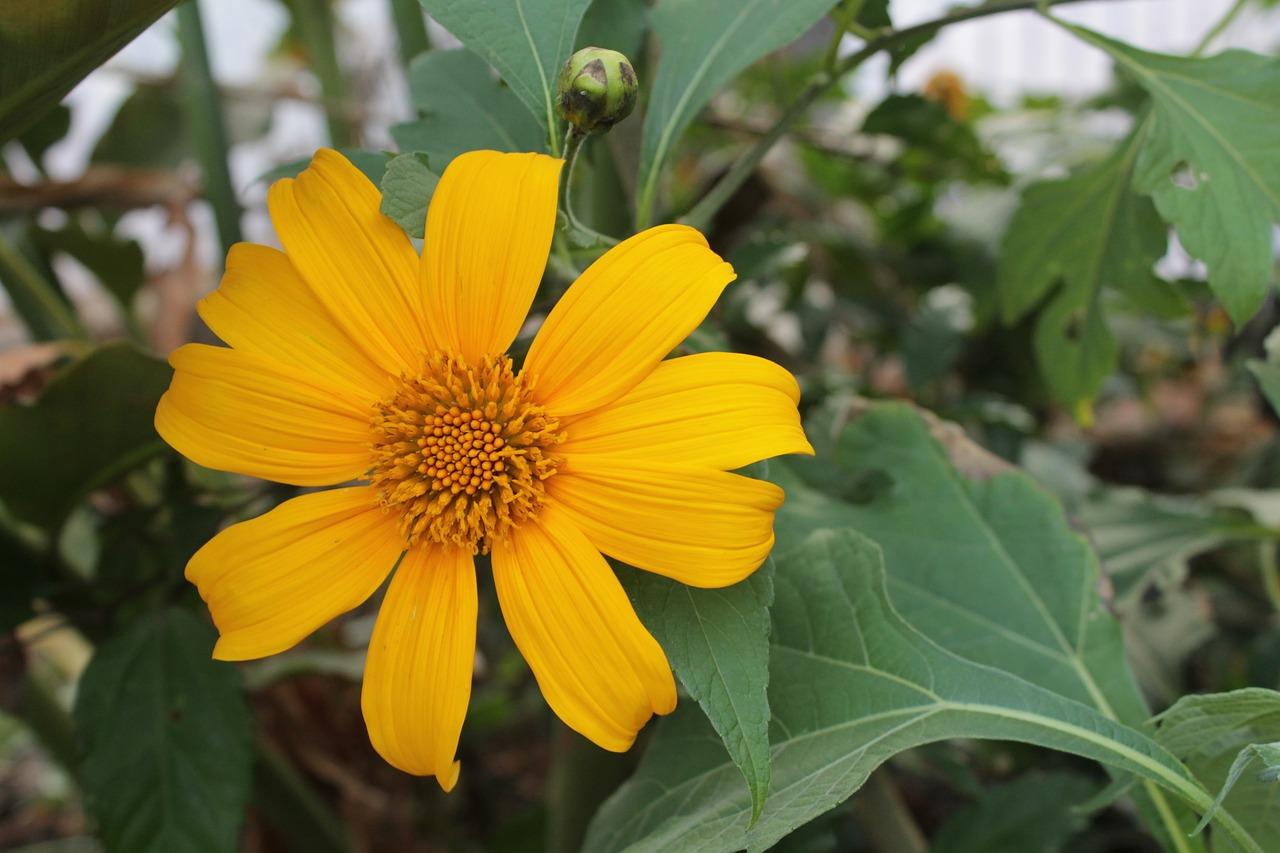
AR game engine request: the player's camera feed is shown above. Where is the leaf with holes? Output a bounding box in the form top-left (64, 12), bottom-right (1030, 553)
top-left (999, 126), bottom-right (1168, 414)
top-left (416, 0), bottom-right (592, 142)
top-left (1062, 23), bottom-right (1280, 324)
top-left (585, 529), bottom-right (1250, 853)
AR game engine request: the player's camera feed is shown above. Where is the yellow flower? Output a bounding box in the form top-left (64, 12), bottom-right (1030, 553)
top-left (156, 149), bottom-right (813, 790)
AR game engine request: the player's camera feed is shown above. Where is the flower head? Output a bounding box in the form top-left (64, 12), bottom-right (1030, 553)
top-left (156, 149), bottom-right (813, 789)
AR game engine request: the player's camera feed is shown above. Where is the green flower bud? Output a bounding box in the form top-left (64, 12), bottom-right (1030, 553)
top-left (556, 47), bottom-right (638, 135)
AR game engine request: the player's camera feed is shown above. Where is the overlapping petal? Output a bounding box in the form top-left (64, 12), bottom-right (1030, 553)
top-left (268, 149), bottom-right (428, 377)
top-left (362, 545), bottom-right (476, 789)
top-left (156, 343), bottom-right (373, 486)
top-left (559, 352), bottom-right (814, 470)
top-left (186, 487), bottom-right (403, 660)
top-left (420, 151), bottom-right (562, 362)
top-left (198, 243), bottom-right (394, 402)
top-left (491, 504), bottom-right (676, 751)
top-left (524, 225), bottom-right (735, 417)
top-left (549, 458), bottom-right (783, 588)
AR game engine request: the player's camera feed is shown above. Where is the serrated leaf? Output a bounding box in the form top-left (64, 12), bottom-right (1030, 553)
top-left (1063, 23), bottom-right (1280, 324)
top-left (0, 343), bottom-right (171, 530)
top-left (75, 607), bottom-right (254, 853)
top-left (379, 152), bottom-right (439, 239)
top-left (999, 127), bottom-right (1167, 412)
top-left (416, 0), bottom-right (591, 139)
top-left (0, 0), bottom-right (178, 144)
top-left (621, 558), bottom-right (774, 824)
top-left (1152, 689), bottom-right (1280, 845)
top-left (636, 0), bottom-right (841, 225)
top-left (391, 48), bottom-right (545, 173)
top-left (586, 530), bottom-right (1240, 853)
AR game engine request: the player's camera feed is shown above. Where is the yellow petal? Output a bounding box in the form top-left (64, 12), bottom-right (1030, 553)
top-left (549, 459), bottom-right (783, 588)
top-left (362, 545), bottom-right (476, 789)
top-left (198, 243), bottom-right (395, 403)
top-left (186, 486), bottom-right (402, 660)
top-left (560, 352), bottom-right (814, 469)
top-left (419, 151), bottom-right (562, 362)
top-left (268, 149), bottom-right (428, 377)
top-left (156, 343), bottom-right (372, 486)
top-left (524, 225), bottom-right (735, 417)
top-left (491, 504), bottom-right (676, 751)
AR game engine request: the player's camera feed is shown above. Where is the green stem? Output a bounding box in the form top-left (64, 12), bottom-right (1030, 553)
top-left (1192, 0), bottom-right (1247, 57)
top-left (252, 737), bottom-right (354, 853)
top-left (679, 0), bottom-right (1126, 232)
top-left (558, 131), bottom-right (620, 247)
top-left (291, 0), bottom-right (356, 147)
top-left (1259, 542), bottom-right (1280, 613)
top-left (176, 0), bottom-right (244, 258)
top-left (0, 231), bottom-right (87, 341)
top-left (850, 766), bottom-right (927, 853)
top-left (387, 0), bottom-right (430, 71)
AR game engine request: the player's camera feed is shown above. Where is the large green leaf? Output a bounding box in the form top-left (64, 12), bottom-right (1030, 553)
top-left (1152, 689), bottom-right (1280, 847)
top-left (1062, 23), bottom-right (1280, 324)
top-left (0, 0), bottom-right (178, 144)
top-left (771, 403), bottom-right (1201, 848)
top-left (391, 48), bottom-right (546, 172)
top-left (621, 558), bottom-right (775, 824)
top-left (75, 607), bottom-right (254, 853)
top-left (0, 343), bottom-right (172, 530)
top-left (999, 127), bottom-right (1167, 414)
top-left (586, 530), bottom-right (1247, 852)
top-left (635, 0), bottom-right (841, 225)
top-left (416, 0), bottom-right (591, 142)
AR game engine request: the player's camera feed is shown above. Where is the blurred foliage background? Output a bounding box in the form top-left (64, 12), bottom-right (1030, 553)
top-left (2, 0), bottom-right (1280, 851)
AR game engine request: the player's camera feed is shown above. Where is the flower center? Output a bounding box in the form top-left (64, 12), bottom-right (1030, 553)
top-left (367, 351), bottom-right (562, 554)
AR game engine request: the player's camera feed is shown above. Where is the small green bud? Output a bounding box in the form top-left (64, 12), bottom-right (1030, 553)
top-left (556, 47), bottom-right (638, 135)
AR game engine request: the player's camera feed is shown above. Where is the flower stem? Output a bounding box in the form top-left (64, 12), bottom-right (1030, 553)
top-left (680, 0), bottom-right (1131, 232)
top-left (850, 766), bottom-right (927, 853)
top-left (546, 720), bottom-right (634, 853)
top-left (558, 130), bottom-right (620, 247)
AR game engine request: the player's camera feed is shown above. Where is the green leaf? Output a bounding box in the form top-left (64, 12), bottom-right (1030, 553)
top-left (576, 0), bottom-right (647, 61)
top-left (636, 0), bottom-right (841, 225)
top-left (33, 218), bottom-right (147, 310)
top-left (0, 343), bottom-right (171, 530)
top-left (0, 0), bottom-right (178, 144)
top-left (379, 152), bottom-right (439, 239)
top-left (75, 607), bottom-right (254, 853)
top-left (586, 530), bottom-right (1240, 852)
top-left (16, 103), bottom-right (71, 169)
top-left (620, 558), bottom-right (774, 824)
top-left (391, 48), bottom-right (546, 173)
top-left (931, 772), bottom-right (1098, 853)
top-left (1249, 359), bottom-right (1280, 417)
top-left (1152, 689), bottom-right (1280, 845)
top-left (1062, 23), bottom-right (1280, 324)
top-left (999, 126), bottom-right (1167, 413)
top-left (768, 403), bottom-right (1203, 849)
top-left (90, 81), bottom-right (188, 169)
top-left (415, 0), bottom-right (592, 140)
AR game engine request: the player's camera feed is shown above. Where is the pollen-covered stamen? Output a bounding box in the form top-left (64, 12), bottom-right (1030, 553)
top-left (367, 350), bottom-right (562, 553)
